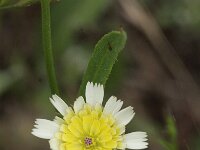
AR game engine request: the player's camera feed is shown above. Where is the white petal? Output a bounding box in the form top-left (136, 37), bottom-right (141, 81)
top-left (123, 132), bottom-right (148, 149)
top-left (112, 99), bottom-right (123, 115)
top-left (32, 119), bottom-right (59, 139)
top-left (124, 132), bottom-right (147, 140)
top-left (49, 138), bottom-right (61, 150)
top-left (94, 83), bottom-right (104, 105)
top-left (103, 96), bottom-right (116, 113)
top-left (34, 119), bottom-right (59, 131)
top-left (115, 106), bottom-right (135, 126)
top-left (85, 82), bottom-right (104, 106)
top-left (125, 142), bottom-right (148, 149)
top-left (85, 82), bottom-right (93, 105)
top-left (74, 96), bottom-right (85, 113)
top-left (32, 128), bottom-right (53, 139)
top-left (119, 125), bottom-right (126, 134)
top-left (50, 94), bottom-right (68, 116)
top-left (53, 116), bottom-right (64, 125)
top-left (103, 96), bottom-right (124, 116)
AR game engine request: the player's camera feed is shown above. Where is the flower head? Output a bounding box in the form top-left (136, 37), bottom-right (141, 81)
top-left (32, 82), bottom-right (148, 150)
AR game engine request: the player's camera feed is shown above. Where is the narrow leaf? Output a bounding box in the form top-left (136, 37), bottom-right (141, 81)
top-left (0, 0), bottom-right (37, 8)
top-left (79, 30), bottom-right (127, 97)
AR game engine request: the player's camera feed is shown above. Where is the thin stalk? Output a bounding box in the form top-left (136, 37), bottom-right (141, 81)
top-left (41, 0), bottom-right (59, 94)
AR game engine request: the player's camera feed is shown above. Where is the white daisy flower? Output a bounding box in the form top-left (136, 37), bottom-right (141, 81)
top-left (32, 82), bottom-right (148, 150)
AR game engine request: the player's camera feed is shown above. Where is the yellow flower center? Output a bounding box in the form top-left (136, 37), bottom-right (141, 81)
top-left (55, 104), bottom-right (123, 150)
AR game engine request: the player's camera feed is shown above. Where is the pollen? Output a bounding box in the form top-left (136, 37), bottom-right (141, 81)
top-left (55, 104), bottom-right (122, 150)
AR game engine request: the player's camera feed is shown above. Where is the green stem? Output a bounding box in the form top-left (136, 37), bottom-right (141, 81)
top-left (41, 0), bottom-right (59, 94)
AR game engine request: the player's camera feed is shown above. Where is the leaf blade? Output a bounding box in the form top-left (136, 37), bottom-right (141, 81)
top-left (79, 30), bottom-right (127, 97)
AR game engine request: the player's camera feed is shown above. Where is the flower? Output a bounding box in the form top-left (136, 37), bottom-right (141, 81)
top-left (32, 82), bottom-right (148, 150)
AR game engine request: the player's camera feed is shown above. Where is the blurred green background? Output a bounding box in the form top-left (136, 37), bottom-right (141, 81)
top-left (0, 0), bottom-right (200, 149)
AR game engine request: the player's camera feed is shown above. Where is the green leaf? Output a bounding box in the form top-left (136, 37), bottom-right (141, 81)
top-left (159, 140), bottom-right (173, 150)
top-left (159, 115), bottom-right (178, 150)
top-left (79, 30), bottom-right (127, 97)
top-left (0, 0), bottom-right (37, 8)
top-left (166, 116), bottom-right (177, 141)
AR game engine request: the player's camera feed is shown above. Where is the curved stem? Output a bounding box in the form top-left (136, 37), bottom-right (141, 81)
top-left (41, 0), bottom-right (59, 94)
